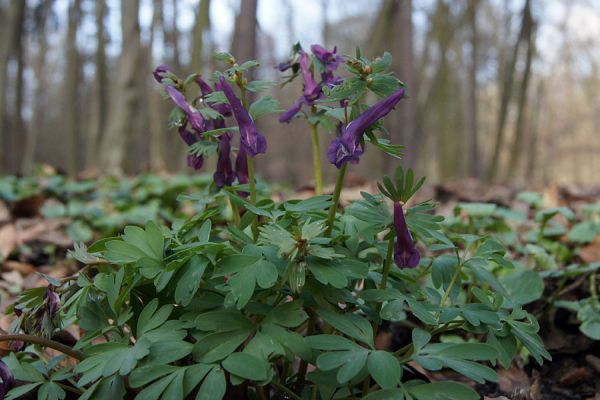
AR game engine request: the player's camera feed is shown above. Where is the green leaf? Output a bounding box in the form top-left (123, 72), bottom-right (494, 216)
top-left (409, 381), bottom-right (479, 400)
top-left (305, 335), bottom-right (362, 351)
top-left (137, 299), bottom-right (173, 336)
top-left (502, 270), bottom-right (544, 306)
top-left (222, 352), bottom-right (268, 381)
top-left (174, 255), bottom-right (209, 306)
top-left (263, 300), bottom-right (308, 328)
top-left (193, 329), bottom-right (251, 363)
top-left (367, 351), bottom-right (401, 389)
top-left (249, 95), bottom-right (281, 119)
top-left (318, 309), bottom-right (374, 348)
top-left (6, 383), bottom-right (42, 400)
top-left (196, 368), bottom-right (226, 400)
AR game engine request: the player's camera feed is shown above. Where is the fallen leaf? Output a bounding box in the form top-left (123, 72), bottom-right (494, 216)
top-left (0, 223), bottom-right (17, 260)
top-left (580, 235), bottom-right (600, 263)
top-left (559, 367), bottom-right (591, 386)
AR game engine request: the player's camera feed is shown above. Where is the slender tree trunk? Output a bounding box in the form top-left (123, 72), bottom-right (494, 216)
top-left (65, 0), bottom-right (82, 176)
top-left (87, 0), bottom-right (108, 169)
top-left (487, 0), bottom-right (531, 181)
top-left (507, 1), bottom-right (535, 180)
top-left (22, 0), bottom-right (53, 174)
top-left (169, 0), bottom-right (181, 71)
top-left (191, 0), bottom-right (211, 73)
top-left (466, 0), bottom-right (479, 178)
top-left (231, 0), bottom-right (258, 75)
top-left (368, 0), bottom-right (417, 171)
top-left (99, 0), bottom-right (142, 174)
top-left (0, 3), bottom-right (8, 173)
top-left (149, 0), bottom-right (165, 171)
top-left (526, 82), bottom-right (543, 182)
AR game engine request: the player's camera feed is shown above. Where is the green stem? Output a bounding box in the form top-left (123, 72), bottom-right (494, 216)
top-left (247, 155), bottom-right (259, 240)
top-left (309, 123), bottom-right (323, 195)
top-left (438, 261), bottom-right (464, 309)
top-left (379, 236), bottom-right (396, 291)
top-left (229, 197), bottom-right (241, 226)
top-left (325, 163), bottom-right (348, 237)
top-left (0, 334), bottom-right (85, 361)
top-left (296, 312), bottom-right (317, 393)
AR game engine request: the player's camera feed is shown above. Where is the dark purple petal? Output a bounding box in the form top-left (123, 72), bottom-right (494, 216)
top-left (327, 88), bottom-right (405, 168)
top-left (214, 132), bottom-right (234, 187)
top-left (219, 76), bottom-right (267, 157)
top-left (195, 76), bottom-right (214, 96)
top-left (235, 146), bottom-right (249, 185)
top-left (393, 202), bottom-right (420, 269)
top-left (9, 340), bottom-right (24, 352)
top-left (153, 64), bottom-right (170, 83)
top-left (166, 86), bottom-right (205, 131)
top-left (275, 60), bottom-right (293, 72)
top-left (279, 97), bottom-right (305, 123)
top-left (326, 137), bottom-right (363, 169)
top-left (299, 51), bottom-right (321, 101)
top-left (0, 360), bottom-right (15, 399)
top-left (197, 78), bottom-right (232, 117)
top-left (310, 44), bottom-right (344, 73)
top-left (187, 154), bottom-right (204, 170)
top-left (44, 286), bottom-right (60, 317)
top-left (178, 127), bottom-right (197, 146)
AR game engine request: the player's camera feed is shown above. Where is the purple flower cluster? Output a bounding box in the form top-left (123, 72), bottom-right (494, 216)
top-left (278, 45), bottom-right (344, 123)
top-left (153, 66), bottom-right (266, 189)
top-left (327, 88), bottom-right (405, 168)
top-left (393, 202), bottom-right (420, 269)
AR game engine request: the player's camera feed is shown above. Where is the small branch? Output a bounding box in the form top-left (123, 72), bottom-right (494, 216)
top-left (0, 334), bottom-right (85, 361)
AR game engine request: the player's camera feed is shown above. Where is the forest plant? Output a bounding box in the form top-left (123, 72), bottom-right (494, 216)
top-left (1, 47), bottom-right (551, 400)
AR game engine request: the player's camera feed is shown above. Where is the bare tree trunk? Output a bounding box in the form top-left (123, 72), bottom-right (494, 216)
top-left (526, 82), bottom-right (543, 183)
top-left (22, 0), bottom-right (53, 175)
top-left (487, 0), bottom-right (531, 181)
top-left (466, 0), bottom-right (479, 178)
top-left (65, 0), bottom-right (82, 176)
top-left (168, 0), bottom-right (181, 71)
top-left (1, 1), bottom-right (27, 173)
top-left (231, 0), bottom-right (258, 73)
top-left (0, 3), bottom-right (8, 173)
top-left (191, 0), bottom-right (211, 73)
top-left (368, 0), bottom-right (417, 171)
top-left (99, 0), bottom-right (142, 174)
top-left (87, 0), bottom-right (108, 169)
top-left (148, 0), bottom-right (165, 171)
top-left (507, 1), bottom-right (535, 180)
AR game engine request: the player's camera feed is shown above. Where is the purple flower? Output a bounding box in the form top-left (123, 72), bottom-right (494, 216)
top-left (327, 88), bottom-right (405, 168)
top-left (44, 286), bottom-right (60, 317)
top-left (275, 60), bottom-right (293, 72)
top-left (153, 64), bottom-right (170, 83)
top-left (187, 154), bottom-right (204, 170)
top-left (393, 202), bottom-right (420, 268)
top-left (214, 132), bottom-right (235, 187)
top-left (166, 85), bottom-right (205, 132)
top-left (300, 51), bottom-right (321, 101)
top-left (279, 51), bottom-right (323, 123)
top-left (310, 45), bottom-right (344, 73)
top-left (0, 360), bottom-right (15, 399)
top-left (196, 77), bottom-right (232, 117)
top-left (218, 76), bottom-right (267, 157)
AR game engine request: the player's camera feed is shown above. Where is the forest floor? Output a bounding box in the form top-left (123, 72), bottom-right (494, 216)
top-left (0, 173), bottom-right (599, 399)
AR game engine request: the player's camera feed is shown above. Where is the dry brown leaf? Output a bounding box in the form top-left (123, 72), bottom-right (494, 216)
top-left (559, 367), bottom-right (591, 386)
top-left (0, 223), bottom-right (17, 260)
top-left (3, 260), bottom-right (36, 276)
top-left (498, 363), bottom-right (531, 394)
top-left (580, 235), bottom-right (600, 263)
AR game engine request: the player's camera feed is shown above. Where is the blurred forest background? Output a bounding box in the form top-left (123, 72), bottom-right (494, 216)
top-left (0, 0), bottom-right (599, 187)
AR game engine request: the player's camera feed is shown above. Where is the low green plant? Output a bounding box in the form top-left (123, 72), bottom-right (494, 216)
top-left (1, 46), bottom-right (550, 400)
